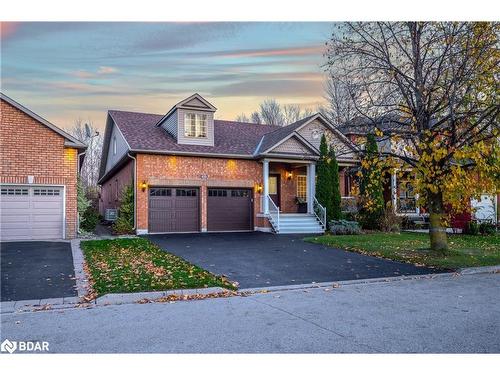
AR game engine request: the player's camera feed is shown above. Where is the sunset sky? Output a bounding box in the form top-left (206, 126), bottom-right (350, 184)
top-left (1, 22), bottom-right (334, 131)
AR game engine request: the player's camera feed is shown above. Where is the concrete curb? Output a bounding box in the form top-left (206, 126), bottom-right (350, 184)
top-left (458, 265), bottom-right (500, 275)
top-left (94, 287), bottom-right (227, 305)
top-left (239, 265), bottom-right (500, 294)
top-left (70, 239), bottom-right (89, 298)
top-left (0, 287), bottom-right (230, 314)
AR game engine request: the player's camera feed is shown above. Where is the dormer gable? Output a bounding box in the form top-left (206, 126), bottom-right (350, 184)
top-left (156, 93), bottom-right (216, 147)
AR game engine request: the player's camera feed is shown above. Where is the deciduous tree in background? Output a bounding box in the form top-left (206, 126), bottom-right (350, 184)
top-left (326, 22), bottom-right (500, 252)
top-left (235, 98), bottom-right (315, 126)
top-left (70, 119), bottom-right (103, 190)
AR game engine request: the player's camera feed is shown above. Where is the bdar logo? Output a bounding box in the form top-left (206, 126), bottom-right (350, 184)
top-left (1, 339), bottom-right (17, 354)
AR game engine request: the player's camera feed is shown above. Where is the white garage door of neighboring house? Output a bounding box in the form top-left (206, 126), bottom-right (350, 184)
top-left (0, 185), bottom-right (64, 241)
top-left (471, 194), bottom-right (497, 222)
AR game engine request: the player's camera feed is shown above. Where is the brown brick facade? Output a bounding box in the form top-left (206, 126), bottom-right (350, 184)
top-left (0, 99), bottom-right (79, 239)
top-left (99, 160), bottom-right (134, 215)
top-left (136, 154), bottom-right (265, 232)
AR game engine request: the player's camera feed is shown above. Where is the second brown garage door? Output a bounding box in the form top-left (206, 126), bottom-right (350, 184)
top-left (148, 187), bottom-right (199, 233)
top-left (207, 188), bottom-right (253, 232)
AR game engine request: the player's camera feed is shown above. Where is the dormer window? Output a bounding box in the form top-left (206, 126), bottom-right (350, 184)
top-left (185, 113), bottom-right (207, 138)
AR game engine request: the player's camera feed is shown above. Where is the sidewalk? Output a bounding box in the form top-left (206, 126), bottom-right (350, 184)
top-left (2, 272), bottom-right (499, 353)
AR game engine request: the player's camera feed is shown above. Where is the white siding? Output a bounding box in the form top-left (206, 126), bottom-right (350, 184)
top-left (183, 97), bottom-right (209, 108)
top-left (161, 110), bottom-right (178, 138)
top-left (298, 119), bottom-right (355, 159)
top-left (105, 121), bottom-right (129, 173)
top-left (177, 108), bottom-right (215, 146)
top-left (269, 136), bottom-right (313, 155)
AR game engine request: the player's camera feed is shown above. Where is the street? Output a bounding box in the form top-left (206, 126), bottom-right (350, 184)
top-left (1, 273), bottom-right (499, 353)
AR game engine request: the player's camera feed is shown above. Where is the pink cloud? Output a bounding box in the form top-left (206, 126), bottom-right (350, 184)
top-left (0, 22), bottom-right (20, 40)
top-left (71, 66), bottom-right (118, 79)
top-left (220, 45), bottom-right (326, 58)
top-left (97, 66), bottom-right (118, 74)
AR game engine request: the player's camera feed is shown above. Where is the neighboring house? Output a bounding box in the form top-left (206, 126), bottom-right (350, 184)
top-left (339, 116), bottom-right (499, 230)
top-left (0, 93), bottom-right (87, 240)
top-left (98, 93), bottom-right (358, 234)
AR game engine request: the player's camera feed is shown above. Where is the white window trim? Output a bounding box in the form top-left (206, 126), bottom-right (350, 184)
top-left (297, 174), bottom-right (307, 202)
top-left (184, 113), bottom-right (207, 138)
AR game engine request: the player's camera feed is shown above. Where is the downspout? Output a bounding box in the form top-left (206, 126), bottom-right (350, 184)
top-left (127, 152), bottom-right (137, 231)
top-left (76, 150), bottom-right (87, 234)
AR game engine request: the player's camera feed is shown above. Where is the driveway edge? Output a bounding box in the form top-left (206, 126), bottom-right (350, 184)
top-left (70, 239), bottom-right (90, 298)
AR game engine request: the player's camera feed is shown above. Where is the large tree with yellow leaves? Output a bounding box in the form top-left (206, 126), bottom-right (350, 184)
top-left (326, 22), bottom-right (499, 252)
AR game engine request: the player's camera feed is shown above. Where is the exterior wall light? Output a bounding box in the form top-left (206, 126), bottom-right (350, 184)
top-left (286, 171), bottom-right (293, 180)
top-left (140, 181), bottom-right (148, 192)
top-left (256, 184), bottom-right (263, 193)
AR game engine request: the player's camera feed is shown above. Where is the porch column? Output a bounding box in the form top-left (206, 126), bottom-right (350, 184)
top-left (391, 172), bottom-right (397, 213)
top-left (307, 162), bottom-right (316, 214)
top-left (263, 159), bottom-right (269, 214)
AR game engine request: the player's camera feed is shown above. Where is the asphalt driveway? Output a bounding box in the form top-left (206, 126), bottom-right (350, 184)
top-left (0, 241), bottom-right (77, 301)
top-left (147, 232), bottom-right (444, 289)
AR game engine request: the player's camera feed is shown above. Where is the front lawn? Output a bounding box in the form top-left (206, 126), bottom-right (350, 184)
top-left (81, 238), bottom-right (236, 296)
top-left (305, 232), bottom-right (500, 269)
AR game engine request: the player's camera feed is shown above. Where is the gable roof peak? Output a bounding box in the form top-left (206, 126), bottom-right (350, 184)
top-left (0, 92), bottom-right (86, 149)
top-left (155, 93), bottom-right (217, 127)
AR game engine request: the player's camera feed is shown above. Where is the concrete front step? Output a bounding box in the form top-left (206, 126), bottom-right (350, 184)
top-left (278, 229), bottom-right (325, 234)
top-left (279, 221), bottom-right (322, 226)
top-left (268, 213), bottom-right (325, 234)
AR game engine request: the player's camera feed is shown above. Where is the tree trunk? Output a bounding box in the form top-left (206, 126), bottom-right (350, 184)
top-left (427, 190), bottom-right (448, 253)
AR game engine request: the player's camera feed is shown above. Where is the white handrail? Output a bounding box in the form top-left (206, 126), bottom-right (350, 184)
top-left (266, 194), bottom-right (280, 232)
top-left (313, 197), bottom-right (327, 228)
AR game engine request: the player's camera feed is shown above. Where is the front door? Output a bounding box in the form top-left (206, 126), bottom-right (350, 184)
top-left (269, 174), bottom-right (280, 208)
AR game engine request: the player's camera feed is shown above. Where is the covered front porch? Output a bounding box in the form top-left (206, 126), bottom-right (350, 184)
top-left (258, 158), bottom-right (325, 234)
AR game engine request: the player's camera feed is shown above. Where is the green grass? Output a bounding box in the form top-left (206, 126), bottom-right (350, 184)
top-left (305, 232), bottom-right (500, 269)
top-left (81, 237), bottom-right (236, 296)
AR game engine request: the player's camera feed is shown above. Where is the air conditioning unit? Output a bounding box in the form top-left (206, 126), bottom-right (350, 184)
top-left (105, 209), bottom-right (118, 222)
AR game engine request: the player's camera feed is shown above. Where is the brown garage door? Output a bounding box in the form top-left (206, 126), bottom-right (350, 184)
top-left (148, 187), bottom-right (199, 233)
top-left (207, 188), bottom-right (253, 232)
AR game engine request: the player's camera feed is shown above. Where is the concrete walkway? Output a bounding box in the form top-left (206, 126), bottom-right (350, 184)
top-left (1, 272), bottom-right (498, 353)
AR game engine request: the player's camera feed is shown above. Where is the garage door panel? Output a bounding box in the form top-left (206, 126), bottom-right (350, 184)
top-left (31, 228), bottom-right (62, 238)
top-left (148, 187), bottom-right (199, 233)
top-left (0, 186), bottom-right (64, 240)
top-left (207, 188), bottom-right (252, 232)
top-left (1, 200), bottom-right (30, 209)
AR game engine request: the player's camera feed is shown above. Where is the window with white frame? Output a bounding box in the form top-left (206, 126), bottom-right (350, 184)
top-left (185, 113), bottom-right (207, 138)
top-left (297, 175), bottom-right (307, 201)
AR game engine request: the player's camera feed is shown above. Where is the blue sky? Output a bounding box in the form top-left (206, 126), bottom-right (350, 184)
top-left (1, 22), bottom-right (334, 130)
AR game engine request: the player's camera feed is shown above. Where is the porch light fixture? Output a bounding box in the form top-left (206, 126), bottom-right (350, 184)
top-left (255, 184), bottom-right (263, 193)
top-left (140, 180), bottom-right (148, 192)
top-left (286, 171), bottom-right (293, 180)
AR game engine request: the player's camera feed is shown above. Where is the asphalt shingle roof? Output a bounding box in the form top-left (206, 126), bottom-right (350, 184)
top-left (108, 110), bottom-right (280, 156)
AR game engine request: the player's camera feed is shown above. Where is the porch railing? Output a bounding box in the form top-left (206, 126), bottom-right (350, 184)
top-left (313, 197), bottom-right (327, 229)
top-left (266, 194), bottom-right (280, 233)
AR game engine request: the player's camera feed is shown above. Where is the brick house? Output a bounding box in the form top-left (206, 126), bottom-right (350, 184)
top-left (0, 93), bottom-right (86, 240)
top-left (339, 117), bottom-right (499, 230)
top-left (98, 94), bottom-right (359, 234)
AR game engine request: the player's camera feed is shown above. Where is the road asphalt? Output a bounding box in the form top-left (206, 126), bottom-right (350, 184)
top-left (1, 272), bottom-right (499, 353)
